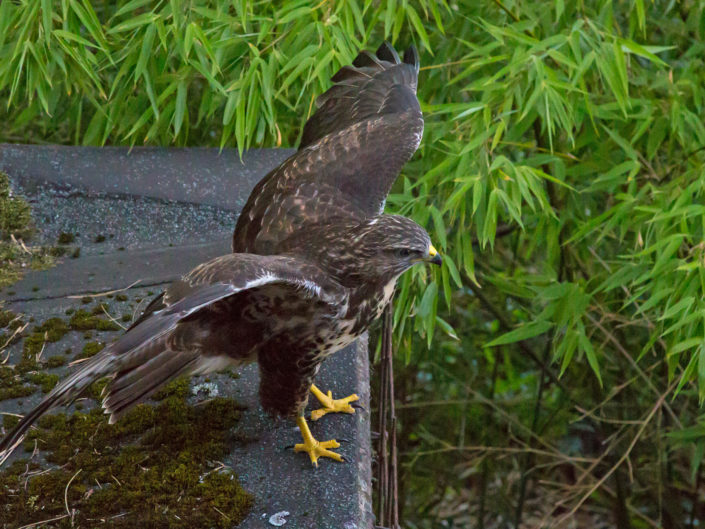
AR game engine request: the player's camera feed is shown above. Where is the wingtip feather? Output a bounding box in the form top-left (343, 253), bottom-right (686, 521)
top-left (352, 50), bottom-right (382, 68)
top-left (0, 435), bottom-right (24, 467)
top-left (377, 41), bottom-right (401, 64)
top-left (404, 45), bottom-right (420, 72)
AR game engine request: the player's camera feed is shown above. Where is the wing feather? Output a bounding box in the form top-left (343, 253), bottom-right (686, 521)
top-left (102, 254), bottom-right (345, 418)
top-left (300, 42), bottom-right (421, 148)
top-left (232, 42), bottom-right (424, 254)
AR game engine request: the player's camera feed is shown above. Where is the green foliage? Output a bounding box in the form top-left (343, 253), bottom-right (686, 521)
top-left (0, 0), bottom-right (443, 150)
top-left (385, 1), bottom-right (705, 526)
top-left (4, 0), bottom-right (705, 526)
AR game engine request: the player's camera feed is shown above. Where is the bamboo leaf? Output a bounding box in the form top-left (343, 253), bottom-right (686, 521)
top-left (417, 281), bottom-right (438, 319)
top-left (487, 321), bottom-right (553, 347)
top-left (174, 80), bottom-right (187, 137)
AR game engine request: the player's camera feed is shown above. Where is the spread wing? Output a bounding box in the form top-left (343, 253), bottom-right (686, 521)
top-left (232, 42), bottom-right (423, 255)
top-left (0, 254), bottom-right (346, 462)
top-left (102, 253), bottom-right (347, 419)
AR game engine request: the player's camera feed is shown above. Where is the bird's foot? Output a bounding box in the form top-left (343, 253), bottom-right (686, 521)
top-left (309, 384), bottom-right (359, 421)
top-left (295, 416), bottom-right (344, 467)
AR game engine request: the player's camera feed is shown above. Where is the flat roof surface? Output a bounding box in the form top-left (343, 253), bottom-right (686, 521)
top-left (0, 144), bottom-right (373, 529)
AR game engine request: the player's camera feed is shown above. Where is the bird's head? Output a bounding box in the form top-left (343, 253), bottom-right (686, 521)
top-left (341, 215), bottom-right (442, 284)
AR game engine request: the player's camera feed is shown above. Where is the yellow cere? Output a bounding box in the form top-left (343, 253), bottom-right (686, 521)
top-left (429, 244), bottom-right (438, 257)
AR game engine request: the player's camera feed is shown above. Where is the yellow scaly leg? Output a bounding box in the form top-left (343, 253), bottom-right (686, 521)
top-left (309, 384), bottom-right (359, 421)
top-left (294, 416), bottom-right (343, 466)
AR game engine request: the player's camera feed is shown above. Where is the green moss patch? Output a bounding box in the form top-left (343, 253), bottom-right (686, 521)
top-left (0, 315), bottom-right (73, 399)
top-left (0, 172), bottom-right (55, 288)
top-left (16, 317), bottom-right (71, 374)
top-left (57, 232), bottom-right (75, 244)
top-left (0, 173), bottom-right (32, 240)
top-left (26, 372), bottom-right (59, 393)
top-left (69, 309), bottom-right (121, 332)
top-left (2, 306), bottom-right (130, 399)
top-left (0, 309), bottom-right (22, 353)
top-left (1, 306), bottom-right (253, 527)
top-left (78, 341), bottom-right (105, 359)
top-left (0, 366), bottom-right (35, 401)
top-left (0, 379), bottom-right (252, 528)
top-left (35, 318), bottom-right (70, 342)
top-left (0, 309), bottom-right (19, 329)
top-left (45, 355), bottom-right (66, 368)
top-left (88, 377), bottom-right (110, 401)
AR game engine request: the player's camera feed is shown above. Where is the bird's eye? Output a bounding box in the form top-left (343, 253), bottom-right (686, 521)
top-left (395, 248), bottom-right (412, 258)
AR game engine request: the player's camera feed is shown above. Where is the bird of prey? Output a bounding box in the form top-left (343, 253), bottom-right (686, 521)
top-left (0, 42), bottom-right (433, 467)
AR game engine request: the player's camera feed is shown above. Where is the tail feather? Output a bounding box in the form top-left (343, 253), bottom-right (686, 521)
top-left (102, 351), bottom-right (199, 423)
top-left (103, 353), bottom-right (236, 423)
top-left (0, 353), bottom-right (115, 466)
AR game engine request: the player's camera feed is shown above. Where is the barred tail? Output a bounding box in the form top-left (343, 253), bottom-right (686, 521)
top-left (0, 353), bottom-right (115, 466)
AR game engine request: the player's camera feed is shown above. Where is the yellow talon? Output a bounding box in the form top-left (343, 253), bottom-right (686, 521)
top-left (309, 384), bottom-right (359, 421)
top-left (294, 416), bottom-right (343, 467)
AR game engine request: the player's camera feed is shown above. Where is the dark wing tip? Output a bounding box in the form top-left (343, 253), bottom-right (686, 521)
top-left (330, 64), bottom-right (365, 83)
top-left (404, 45), bottom-right (420, 73)
top-left (352, 50), bottom-right (382, 68)
top-left (299, 41), bottom-right (422, 149)
top-left (376, 41), bottom-right (401, 64)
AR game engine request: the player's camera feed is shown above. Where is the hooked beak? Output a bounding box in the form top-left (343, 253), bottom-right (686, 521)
top-left (427, 244), bottom-right (442, 266)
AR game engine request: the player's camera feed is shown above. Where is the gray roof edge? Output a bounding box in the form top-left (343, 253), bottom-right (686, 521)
top-left (0, 143), bottom-right (296, 210)
top-left (353, 333), bottom-right (375, 529)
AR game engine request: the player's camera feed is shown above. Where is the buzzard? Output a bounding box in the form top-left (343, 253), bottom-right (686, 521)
top-left (0, 43), bottom-right (433, 467)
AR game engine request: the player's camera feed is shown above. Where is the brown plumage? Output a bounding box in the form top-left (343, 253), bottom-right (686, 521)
top-left (232, 41), bottom-right (423, 254)
top-left (0, 43), bottom-right (433, 466)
